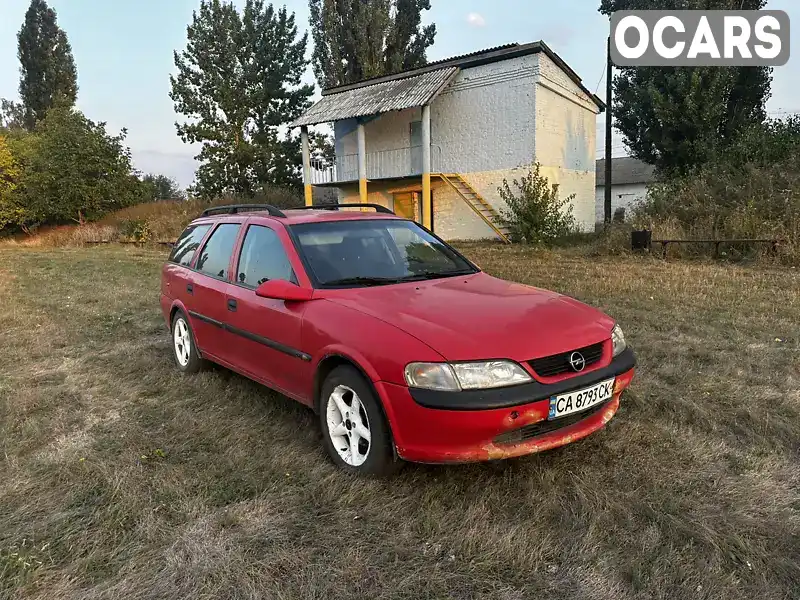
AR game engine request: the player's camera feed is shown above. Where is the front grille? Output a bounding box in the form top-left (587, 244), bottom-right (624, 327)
top-left (528, 342), bottom-right (604, 377)
top-left (493, 399), bottom-right (611, 446)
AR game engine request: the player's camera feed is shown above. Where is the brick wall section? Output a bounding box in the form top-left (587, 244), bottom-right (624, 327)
top-left (432, 55), bottom-right (537, 174)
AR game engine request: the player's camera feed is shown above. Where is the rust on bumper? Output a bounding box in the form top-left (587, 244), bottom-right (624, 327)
top-left (435, 368), bottom-right (635, 463)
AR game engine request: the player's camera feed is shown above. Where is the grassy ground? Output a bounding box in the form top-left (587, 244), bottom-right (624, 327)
top-left (0, 244), bottom-right (798, 600)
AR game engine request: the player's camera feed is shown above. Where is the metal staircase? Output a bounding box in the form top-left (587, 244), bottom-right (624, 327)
top-left (438, 174), bottom-right (511, 243)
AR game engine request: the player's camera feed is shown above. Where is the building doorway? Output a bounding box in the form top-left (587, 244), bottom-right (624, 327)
top-left (393, 191), bottom-right (422, 222)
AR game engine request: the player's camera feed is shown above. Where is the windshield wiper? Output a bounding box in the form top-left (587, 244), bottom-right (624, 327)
top-left (324, 270), bottom-right (476, 287)
top-left (323, 276), bottom-right (403, 287)
top-left (399, 269), bottom-right (476, 281)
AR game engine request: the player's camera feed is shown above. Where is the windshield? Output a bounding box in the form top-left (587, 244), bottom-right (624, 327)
top-left (290, 219), bottom-right (478, 287)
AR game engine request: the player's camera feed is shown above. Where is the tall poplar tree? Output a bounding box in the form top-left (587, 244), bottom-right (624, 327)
top-left (17, 0), bottom-right (78, 131)
top-left (309, 0), bottom-right (436, 89)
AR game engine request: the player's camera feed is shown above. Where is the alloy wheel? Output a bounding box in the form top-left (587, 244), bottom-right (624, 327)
top-left (173, 317), bottom-right (191, 367)
top-left (326, 385), bottom-right (371, 467)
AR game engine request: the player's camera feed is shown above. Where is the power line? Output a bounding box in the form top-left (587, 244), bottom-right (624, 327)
top-left (593, 63), bottom-right (606, 96)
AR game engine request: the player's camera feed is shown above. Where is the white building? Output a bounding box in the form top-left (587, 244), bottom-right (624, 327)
top-left (595, 157), bottom-right (657, 224)
top-left (293, 42), bottom-right (605, 242)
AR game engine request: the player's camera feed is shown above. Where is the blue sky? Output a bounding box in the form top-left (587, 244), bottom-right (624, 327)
top-left (1, 0), bottom-right (799, 187)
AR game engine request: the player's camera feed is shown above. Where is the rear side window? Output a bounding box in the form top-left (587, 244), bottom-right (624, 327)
top-left (169, 224), bottom-right (211, 267)
top-left (196, 224), bottom-right (240, 279)
top-left (236, 225), bottom-right (296, 288)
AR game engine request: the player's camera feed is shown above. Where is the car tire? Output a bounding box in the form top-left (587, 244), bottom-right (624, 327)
top-left (319, 365), bottom-right (400, 476)
top-left (171, 310), bottom-right (205, 374)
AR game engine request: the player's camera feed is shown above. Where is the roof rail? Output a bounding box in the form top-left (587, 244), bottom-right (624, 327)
top-left (294, 203), bottom-right (395, 215)
top-left (200, 204), bottom-right (287, 218)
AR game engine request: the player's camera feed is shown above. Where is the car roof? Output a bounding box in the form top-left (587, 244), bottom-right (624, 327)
top-left (190, 207), bottom-right (404, 227)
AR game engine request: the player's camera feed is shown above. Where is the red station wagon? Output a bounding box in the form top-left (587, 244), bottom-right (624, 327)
top-left (161, 203), bottom-right (636, 475)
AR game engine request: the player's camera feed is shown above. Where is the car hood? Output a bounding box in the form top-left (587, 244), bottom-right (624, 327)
top-left (321, 272), bottom-right (615, 362)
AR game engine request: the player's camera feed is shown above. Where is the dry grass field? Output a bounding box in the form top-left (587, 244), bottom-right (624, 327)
top-left (0, 243), bottom-right (798, 600)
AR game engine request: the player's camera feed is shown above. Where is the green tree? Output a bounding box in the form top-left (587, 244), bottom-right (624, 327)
top-left (0, 135), bottom-right (23, 229)
top-left (309, 0), bottom-right (436, 89)
top-left (600, 0), bottom-right (771, 176)
top-left (171, 0), bottom-right (313, 199)
top-left (14, 107), bottom-right (145, 230)
top-left (384, 0), bottom-right (437, 74)
top-left (17, 0), bottom-right (78, 131)
top-left (0, 99), bottom-right (26, 131)
top-left (498, 162), bottom-right (577, 245)
top-left (0, 131), bottom-right (38, 231)
top-left (142, 174), bottom-right (185, 201)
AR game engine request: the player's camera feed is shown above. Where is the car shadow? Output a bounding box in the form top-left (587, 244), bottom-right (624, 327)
top-left (204, 361), bottom-right (589, 482)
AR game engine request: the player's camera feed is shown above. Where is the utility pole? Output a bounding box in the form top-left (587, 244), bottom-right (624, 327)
top-left (604, 35), bottom-right (613, 227)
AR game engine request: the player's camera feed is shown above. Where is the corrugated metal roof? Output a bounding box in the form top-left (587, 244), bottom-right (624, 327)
top-left (317, 41), bottom-right (604, 112)
top-left (417, 43), bottom-right (519, 70)
top-left (291, 66), bottom-right (458, 128)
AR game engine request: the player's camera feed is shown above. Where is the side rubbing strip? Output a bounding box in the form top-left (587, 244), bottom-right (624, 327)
top-left (188, 311), bottom-right (225, 329)
top-left (188, 311), bottom-right (311, 362)
top-left (226, 323), bottom-right (312, 362)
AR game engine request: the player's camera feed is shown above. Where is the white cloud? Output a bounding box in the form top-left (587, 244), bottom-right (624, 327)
top-left (466, 12), bottom-right (486, 27)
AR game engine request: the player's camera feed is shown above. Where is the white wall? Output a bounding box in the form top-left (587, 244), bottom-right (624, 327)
top-left (533, 52), bottom-right (599, 231)
top-left (432, 55), bottom-right (538, 173)
top-left (594, 183), bottom-right (650, 223)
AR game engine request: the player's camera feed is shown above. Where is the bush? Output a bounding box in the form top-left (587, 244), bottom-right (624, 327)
top-left (1, 107), bottom-right (149, 233)
top-left (0, 184), bottom-right (311, 248)
top-left (0, 134), bottom-right (22, 229)
top-left (629, 118), bottom-right (800, 264)
top-left (250, 184), bottom-right (304, 209)
top-left (119, 219), bottom-right (152, 242)
top-left (498, 162), bottom-right (578, 245)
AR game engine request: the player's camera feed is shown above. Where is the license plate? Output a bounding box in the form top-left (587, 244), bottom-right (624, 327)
top-left (548, 378), bottom-right (615, 420)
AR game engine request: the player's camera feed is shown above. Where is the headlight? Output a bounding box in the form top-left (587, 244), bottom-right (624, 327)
top-left (405, 360), bottom-right (531, 391)
top-left (404, 363), bottom-right (460, 391)
top-left (611, 324), bottom-right (627, 357)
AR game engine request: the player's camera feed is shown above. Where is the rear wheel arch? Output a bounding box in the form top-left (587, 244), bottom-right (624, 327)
top-left (169, 300), bottom-right (189, 328)
top-left (169, 303), bottom-right (203, 359)
top-left (169, 304), bottom-right (181, 325)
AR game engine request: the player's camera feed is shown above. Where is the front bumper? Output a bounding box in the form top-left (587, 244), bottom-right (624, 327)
top-left (377, 349), bottom-right (636, 463)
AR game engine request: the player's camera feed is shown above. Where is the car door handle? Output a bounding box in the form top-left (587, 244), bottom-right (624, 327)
top-left (186, 283), bottom-right (194, 295)
top-left (227, 299), bottom-right (237, 312)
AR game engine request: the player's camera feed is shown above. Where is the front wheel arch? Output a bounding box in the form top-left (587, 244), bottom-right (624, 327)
top-left (313, 354), bottom-right (398, 459)
top-left (314, 354), bottom-right (377, 413)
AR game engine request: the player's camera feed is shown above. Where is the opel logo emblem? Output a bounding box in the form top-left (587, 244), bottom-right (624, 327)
top-left (569, 352), bottom-right (586, 372)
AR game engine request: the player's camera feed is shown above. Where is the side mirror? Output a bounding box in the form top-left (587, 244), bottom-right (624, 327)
top-left (255, 279), bottom-right (313, 302)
